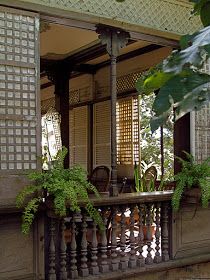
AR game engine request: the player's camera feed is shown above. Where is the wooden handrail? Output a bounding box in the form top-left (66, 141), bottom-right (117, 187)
top-left (82, 190), bottom-right (173, 207)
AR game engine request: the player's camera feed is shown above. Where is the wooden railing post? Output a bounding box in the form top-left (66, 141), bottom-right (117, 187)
top-left (69, 214), bottom-right (78, 279)
top-left (99, 208), bottom-right (109, 273)
top-left (161, 202), bottom-right (170, 262)
top-left (90, 220), bottom-right (99, 275)
top-left (110, 206), bottom-right (119, 271)
top-left (80, 213), bottom-right (89, 277)
top-left (59, 219), bottom-right (68, 280)
top-left (154, 202), bottom-right (161, 263)
top-left (48, 218), bottom-right (56, 280)
top-left (137, 204), bottom-right (145, 267)
top-left (129, 205), bottom-right (137, 268)
top-left (145, 203), bottom-right (153, 265)
top-left (119, 205), bottom-right (128, 270)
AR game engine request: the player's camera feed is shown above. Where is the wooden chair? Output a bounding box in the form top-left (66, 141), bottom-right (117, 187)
top-left (89, 165), bottom-right (110, 193)
top-left (144, 166), bottom-right (157, 191)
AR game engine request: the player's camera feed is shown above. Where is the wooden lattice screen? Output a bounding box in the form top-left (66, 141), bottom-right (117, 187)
top-left (116, 97), bottom-right (139, 165)
top-left (69, 106), bottom-right (88, 170)
top-left (0, 7), bottom-right (40, 200)
top-left (193, 61), bottom-right (210, 163)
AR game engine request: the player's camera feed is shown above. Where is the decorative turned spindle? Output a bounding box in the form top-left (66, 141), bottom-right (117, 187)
top-left (119, 205), bottom-right (128, 270)
top-left (99, 209), bottom-right (109, 273)
top-left (80, 213), bottom-right (89, 277)
top-left (154, 203), bottom-right (161, 263)
top-left (145, 203), bottom-right (153, 265)
top-left (110, 206), bottom-right (119, 271)
top-left (48, 218), bottom-right (56, 280)
top-left (137, 204), bottom-right (145, 267)
top-left (59, 219), bottom-right (67, 279)
top-left (90, 221), bottom-right (99, 275)
top-left (128, 205), bottom-right (137, 268)
top-left (69, 214), bottom-right (78, 279)
top-left (161, 202), bottom-right (170, 262)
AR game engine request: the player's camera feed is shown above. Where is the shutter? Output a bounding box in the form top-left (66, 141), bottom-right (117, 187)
top-left (93, 100), bottom-right (111, 168)
top-left (0, 7), bottom-right (40, 200)
top-left (191, 61), bottom-right (210, 163)
top-left (69, 106), bottom-right (88, 170)
top-left (192, 104), bottom-right (210, 163)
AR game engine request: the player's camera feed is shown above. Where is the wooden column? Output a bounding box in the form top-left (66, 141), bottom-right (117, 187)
top-left (47, 61), bottom-right (71, 168)
top-left (174, 113), bottom-right (190, 174)
top-left (97, 25), bottom-right (129, 196)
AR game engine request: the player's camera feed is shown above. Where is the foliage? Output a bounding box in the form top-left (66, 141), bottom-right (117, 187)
top-left (16, 147), bottom-right (103, 234)
top-left (172, 152), bottom-right (210, 210)
top-left (138, 94), bottom-right (174, 180)
top-left (136, 0), bottom-right (210, 132)
top-left (134, 162), bottom-right (156, 192)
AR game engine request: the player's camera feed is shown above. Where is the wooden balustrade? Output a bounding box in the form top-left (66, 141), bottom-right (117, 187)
top-left (45, 191), bottom-right (173, 279)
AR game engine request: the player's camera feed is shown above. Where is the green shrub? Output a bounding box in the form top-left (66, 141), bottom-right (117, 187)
top-left (16, 147), bottom-right (103, 234)
top-left (172, 152), bottom-right (210, 211)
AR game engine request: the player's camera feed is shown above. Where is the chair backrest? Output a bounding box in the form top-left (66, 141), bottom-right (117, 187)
top-left (89, 165), bottom-right (110, 193)
top-left (144, 166), bottom-right (157, 191)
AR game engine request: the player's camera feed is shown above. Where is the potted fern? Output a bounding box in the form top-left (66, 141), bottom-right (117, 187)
top-left (16, 147), bottom-right (103, 234)
top-left (172, 152), bottom-right (210, 211)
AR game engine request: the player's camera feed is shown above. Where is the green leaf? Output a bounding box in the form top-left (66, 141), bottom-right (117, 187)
top-left (164, 26), bottom-right (210, 73)
top-left (151, 69), bottom-right (210, 131)
top-left (180, 34), bottom-right (196, 49)
top-left (136, 71), bottom-right (173, 95)
top-left (150, 112), bottom-right (171, 133)
top-left (190, 0), bottom-right (210, 15)
top-left (175, 85), bottom-right (210, 120)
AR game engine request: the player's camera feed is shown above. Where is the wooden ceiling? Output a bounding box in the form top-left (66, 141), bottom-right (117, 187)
top-left (40, 22), bottom-right (163, 88)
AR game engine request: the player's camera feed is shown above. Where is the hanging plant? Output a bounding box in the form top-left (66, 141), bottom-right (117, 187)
top-left (16, 147), bottom-right (103, 234)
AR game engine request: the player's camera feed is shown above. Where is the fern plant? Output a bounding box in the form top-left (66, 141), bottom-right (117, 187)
top-left (16, 147), bottom-right (103, 234)
top-left (172, 152), bottom-right (210, 211)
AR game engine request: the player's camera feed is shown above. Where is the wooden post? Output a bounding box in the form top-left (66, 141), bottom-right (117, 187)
top-left (97, 25), bottom-right (129, 196)
top-left (47, 61), bottom-right (71, 168)
top-left (174, 113), bottom-right (190, 174)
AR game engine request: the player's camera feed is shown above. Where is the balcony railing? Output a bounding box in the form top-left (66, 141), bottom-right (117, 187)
top-left (45, 191), bottom-right (173, 280)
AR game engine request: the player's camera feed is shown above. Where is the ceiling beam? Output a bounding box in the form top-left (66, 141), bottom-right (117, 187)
top-left (95, 44), bottom-right (163, 70)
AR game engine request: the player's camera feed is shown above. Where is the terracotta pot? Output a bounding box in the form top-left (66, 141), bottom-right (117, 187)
top-left (143, 225), bottom-right (156, 241)
top-left (182, 187), bottom-right (201, 205)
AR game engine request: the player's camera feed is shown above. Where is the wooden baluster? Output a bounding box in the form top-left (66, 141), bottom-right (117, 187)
top-left (137, 204), bottom-right (145, 267)
top-left (59, 219), bottom-right (68, 279)
top-left (90, 220), bottom-right (99, 275)
top-left (80, 213), bottom-right (89, 277)
top-left (69, 214), bottom-right (78, 279)
top-left (99, 208), bottom-right (109, 273)
top-left (48, 218), bottom-right (56, 280)
top-left (129, 205), bottom-right (137, 268)
top-left (110, 206), bottom-right (119, 271)
top-left (161, 202), bottom-right (170, 262)
top-left (145, 203), bottom-right (153, 265)
top-left (119, 206), bottom-right (128, 270)
top-left (65, 220), bottom-right (71, 276)
top-left (154, 203), bottom-right (161, 263)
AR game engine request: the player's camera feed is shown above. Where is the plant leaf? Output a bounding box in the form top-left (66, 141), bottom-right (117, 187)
top-left (163, 26), bottom-right (210, 73)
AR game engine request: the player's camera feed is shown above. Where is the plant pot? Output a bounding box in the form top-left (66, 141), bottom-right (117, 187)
top-left (143, 225), bottom-right (156, 241)
top-left (182, 187), bottom-right (201, 205)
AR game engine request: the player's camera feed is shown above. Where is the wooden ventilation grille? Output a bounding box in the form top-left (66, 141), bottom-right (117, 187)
top-left (69, 86), bottom-right (91, 105)
top-left (117, 72), bottom-right (141, 94)
top-left (41, 97), bottom-right (55, 115)
top-left (116, 97), bottom-right (139, 165)
top-left (69, 106), bottom-right (88, 170)
top-left (0, 8), bottom-right (39, 172)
